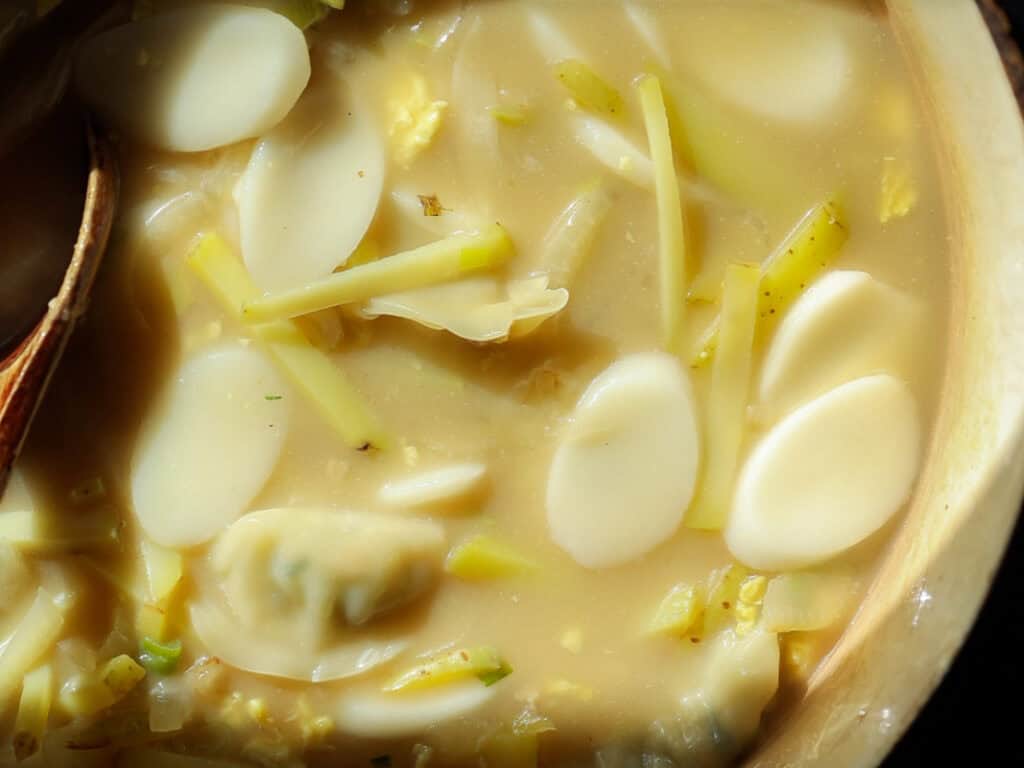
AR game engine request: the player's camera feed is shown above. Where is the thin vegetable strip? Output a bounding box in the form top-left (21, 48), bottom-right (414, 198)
top-left (687, 263), bottom-right (760, 530)
top-left (637, 74), bottom-right (687, 354)
top-left (693, 200), bottom-right (848, 367)
top-left (242, 225), bottom-right (514, 323)
top-left (12, 664), bottom-right (53, 761)
top-left (188, 234), bottom-right (388, 450)
top-left (0, 590), bottom-right (63, 707)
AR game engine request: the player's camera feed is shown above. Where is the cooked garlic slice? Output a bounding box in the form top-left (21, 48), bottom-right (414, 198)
top-left (758, 270), bottom-right (923, 420)
top-left (131, 346), bottom-right (290, 547)
top-left (546, 353), bottom-right (700, 568)
top-left (335, 680), bottom-right (496, 738)
top-left (726, 374), bottom-right (921, 571)
top-left (76, 5), bottom-right (310, 152)
top-left (379, 464), bottom-right (488, 510)
top-left (236, 83), bottom-right (385, 292)
top-left (361, 276), bottom-right (568, 343)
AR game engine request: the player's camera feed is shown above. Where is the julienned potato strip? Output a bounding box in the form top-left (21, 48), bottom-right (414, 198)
top-left (692, 199), bottom-right (848, 367)
top-left (187, 234), bottom-right (389, 451)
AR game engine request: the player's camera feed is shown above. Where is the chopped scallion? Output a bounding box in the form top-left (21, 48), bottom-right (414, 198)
top-left (139, 636), bottom-right (182, 675)
top-left (478, 660), bottom-right (513, 687)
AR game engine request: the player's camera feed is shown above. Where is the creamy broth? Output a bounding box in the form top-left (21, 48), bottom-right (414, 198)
top-left (0, 1), bottom-right (948, 766)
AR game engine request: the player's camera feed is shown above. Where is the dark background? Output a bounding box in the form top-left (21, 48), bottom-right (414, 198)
top-left (882, 2), bottom-right (1024, 763)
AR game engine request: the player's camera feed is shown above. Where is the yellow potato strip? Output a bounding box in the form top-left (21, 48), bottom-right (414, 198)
top-left (187, 234), bottom-right (388, 450)
top-left (637, 74), bottom-right (688, 354)
top-left (242, 225), bottom-right (514, 323)
top-left (687, 263), bottom-right (760, 530)
top-left (692, 200), bottom-right (848, 368)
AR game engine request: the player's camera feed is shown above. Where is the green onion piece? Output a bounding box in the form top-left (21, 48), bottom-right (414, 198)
top-left (139, 637), bottom-right (182, 675)
top-left (242, 225), bottom-right (514, 323)
top-left (477, 660), bottom-right (513, 687)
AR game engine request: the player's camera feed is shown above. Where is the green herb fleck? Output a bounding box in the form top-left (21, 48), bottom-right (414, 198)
top-left (265, 394), bottom-right (284, 401)
top-left (477, 660), bottom-right (513, 687)
top-left (139, 636), bottom-right (183, 675)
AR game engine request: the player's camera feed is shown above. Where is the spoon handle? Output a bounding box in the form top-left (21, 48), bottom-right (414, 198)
top-left (0, 121), bottom-right (117, 493)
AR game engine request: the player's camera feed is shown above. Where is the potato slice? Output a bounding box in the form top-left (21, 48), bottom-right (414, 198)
top-left (76, 5), bottom-right (310, 152)
top-left (236, 83), bottom-right (385, 292)
top-left (131, 345), bottom-right (291, 547)
top-left (757, 270), bottom-right (922, 420)
top-left (726, 375), bottom-right (921, 571)
top-left (546, 353), bottom-right (700, 568)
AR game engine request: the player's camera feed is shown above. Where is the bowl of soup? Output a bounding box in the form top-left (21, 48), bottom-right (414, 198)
top-left (0, 0), bottom-right (1022, 766)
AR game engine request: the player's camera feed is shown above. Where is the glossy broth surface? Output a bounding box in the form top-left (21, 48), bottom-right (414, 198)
top-left (0, 1), bottom-right (948, 766)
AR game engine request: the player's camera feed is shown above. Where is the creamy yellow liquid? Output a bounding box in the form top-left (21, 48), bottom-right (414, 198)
top-left (2, 1), bottom-right (948, 765)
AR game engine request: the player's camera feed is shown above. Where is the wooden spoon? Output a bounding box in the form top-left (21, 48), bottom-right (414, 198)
top-left (0, 123), bottom-right (117, 492)
top-left (0, 1), bottom-right (124, 494)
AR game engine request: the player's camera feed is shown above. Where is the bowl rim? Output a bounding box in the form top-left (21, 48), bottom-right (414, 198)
top-left (746, 2), bottom-right (1024, 765)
